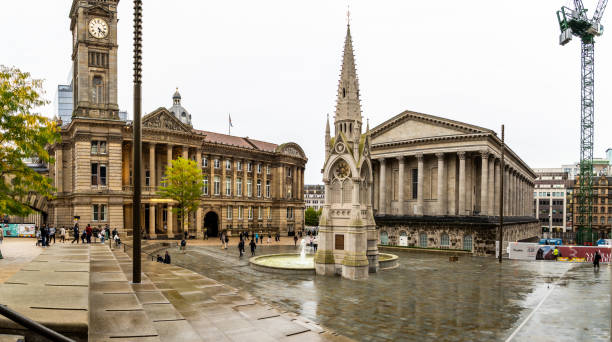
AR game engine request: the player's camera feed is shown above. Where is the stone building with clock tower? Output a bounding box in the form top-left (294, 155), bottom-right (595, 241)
top-left (315, 23), bottom-right (379, 280)
top-left (45, 0), bottom-right (307, 239)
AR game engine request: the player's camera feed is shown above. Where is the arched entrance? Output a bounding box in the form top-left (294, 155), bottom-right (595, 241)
top-left (204, 211), bottom-right (219, 237)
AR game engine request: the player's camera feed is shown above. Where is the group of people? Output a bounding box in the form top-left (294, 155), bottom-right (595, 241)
top-left (35, 224), bottom-right (65, 246)
top-left (69, 224), bottom-right (121, 246)
top-left (156, 251), bottom-right (171, 264)
top-left (237, 235), bottom-right (257, 257)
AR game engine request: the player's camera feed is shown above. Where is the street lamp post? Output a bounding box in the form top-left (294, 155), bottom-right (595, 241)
top-left (498, 124), bottom-right (504, 263)
top-left (132, 0), bottom-right (143, 284)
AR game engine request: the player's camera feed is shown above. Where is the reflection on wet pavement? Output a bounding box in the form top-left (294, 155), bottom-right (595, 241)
top-left (163, 245), bottom-right (610, 342)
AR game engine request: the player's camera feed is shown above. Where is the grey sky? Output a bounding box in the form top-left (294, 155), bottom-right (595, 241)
top-left (3, 1), bottom-right (612, 184)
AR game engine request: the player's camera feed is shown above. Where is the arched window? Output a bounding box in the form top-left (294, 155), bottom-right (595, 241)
top-left (92, 76), bottom-right (104, 104)
top-left (380, 231), bottom-right (389, 245)
top-left (463, 235), bottom-right (473, 251)
top-left (342, 179), bottom-right (353, 204)
top-left (419, 233), bottom-right (428, 248)
top-left (349, 123), bottom-right (352, 133)
top-left (441, 233), bottom-right (449, 249)
top-left (331, 180), bottom-right (341, 203)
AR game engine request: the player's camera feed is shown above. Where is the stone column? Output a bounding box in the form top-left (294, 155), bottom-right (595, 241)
top-left (436, 153), bottom-right (446, 215)
top-left (503, 167), bottom-right (509, 216)
top-left (182, 146), bottom-right (189, 160)
top-left (56, 147), bottom-right (63, 193)
top-left (379, 158), bottom-right (386, 215)
top-left (167, 205), bottom-right (174, 238)
top-left (488, 157), bottom-right (495, 216)
top-left (480, 151), bottom-right (489, 216)
top-left (512, 171), bottom-right (517, 216)
top-left (166, 145), bottom-right (173, 173)
top-left (416, 153), bottom-right (424, 216)
top-left (494, 160), bottom-right (500, 215)
top-left (149, 144), bottom-right (156, 189)
top-left (397, 157), bottom-right (405, 215)
top-left (458, 152), bottom-right (466, 215)
top-left (148, 204), bottom-right (156, 238)
top-left (196, 207), bottom-right (203, 239)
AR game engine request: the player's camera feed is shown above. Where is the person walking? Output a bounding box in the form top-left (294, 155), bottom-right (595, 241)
top-left (72, 224), bottom-right (80, 244)
top-left (180, 239), bottom-right (186, 251)
top-left (255, 232), bottom-right (259, 245)
top-left (112, 227), bottom-right (118, 240)
top-left (36, 228), bottom-right (42, 247)
top-left (59, 226), bottom-right (66, 243)
top-left (224, 234), bottom-right (229, 250)
top-left (238, 239), bottom-right (244, 258)
top-left (553, 247), bottom-right (559, 260)
top-left (164, 251), bottom-right (171, 264)
top-left (41, 225), bottom-right (48, 247)
top-left (184, 230), bottom-right (188, 240)
top-left (267, 233), bottom-right (271, 245)
top-left (85, 224), bottom-right (92, 244)
top-left (293, 235), bottom-right (298, 247)
top-left (49, 226), bottom-right (56, 245)
top-left (249, 239), bottom-right (256, 256)
top-left (594, 250), bottom-right (602, 270)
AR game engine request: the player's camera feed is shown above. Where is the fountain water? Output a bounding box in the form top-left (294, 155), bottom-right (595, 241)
top-left (300, 238), bottom-right (307, 263)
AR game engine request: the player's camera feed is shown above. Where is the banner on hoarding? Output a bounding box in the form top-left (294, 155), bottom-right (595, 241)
top-left (2, 224), bottom-right (19, 237)
top-left (18, 224), bottom-right (35, 237)
top-left (508, 242), bottom-right (610, 263)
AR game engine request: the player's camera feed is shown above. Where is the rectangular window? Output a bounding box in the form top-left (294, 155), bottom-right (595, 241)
top-left (227, 205), bottom-right (233, 219)
top-left (248, 206), bottom-right (253, 220)
top-left (267, 207), bottom-right (271, 219)
top-left (411, 168), bottom-right (418, 199)
top-left (101, 204), bottom-right (107, 221)
top-left (236, 178), bottom-right (242, 196)
top-left (100, 164), bottom-right (107, 186)
top-left (214, 176), bottom-right (220, 195)
top-left (92, 204), bottom-right (99, 221)
top-left (225, 178), bottom-right (232, 196)
top-left (91, 141), bottom-right (98, 154)
top-left (91, 163), bottom-right (99, 185)
top-left (257, 164), bottom-right (262, 174)
top-left (92, 204), bottom-right (107, 221)
top-left (266, 165), bottom-right (270, 175)
top-left (214, 159), bottom-right (220, 169)
top-left (287, 167), bottom-right (292, 177)
top-left (258, 206), bottom-right (262, 219)
top-left (247, 162), bottom-right (253, 172)
top-left (202, 157), bottom-right (208, 168)
top-left (238, 206), bottom-right (243, 219)
top-left (226, 160), bottom-right (231, 170)
top-left (286, 207), bottom-right (294, 219)
top-left (145, 170), bottom-right (150, 186)
top-left (203, 176), bottom-right (209, 195)
top-left (266, 180), bottom-right (270, 198)
top-left (257, 179), bottom-right (262, 197)
top-left (247, 179), bottom-right (253, 197)
top-left (237, 161), bottom-right (242, 171)
top-left (99, 141), bottom-right (107, 154)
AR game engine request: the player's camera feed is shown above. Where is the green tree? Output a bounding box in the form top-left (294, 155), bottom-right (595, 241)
top-left (0, 66), bottom-right (60, 218)
top-left (305, 207), bottom-right (321, 227)
top-left (157, 157), bottom-right (203, 234)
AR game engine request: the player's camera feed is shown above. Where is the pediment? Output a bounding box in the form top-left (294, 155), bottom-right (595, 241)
top-left (142, 108), bottom-right (192, 134)
top-left (371, 110), bottom-right (492, 145)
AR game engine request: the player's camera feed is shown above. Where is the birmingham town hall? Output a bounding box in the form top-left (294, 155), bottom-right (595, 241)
top-left (44, 0), bottom-right (307, 238)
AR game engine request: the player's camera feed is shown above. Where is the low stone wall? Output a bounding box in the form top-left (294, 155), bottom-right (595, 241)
top-left (375, 215), bottom-right (540, 256)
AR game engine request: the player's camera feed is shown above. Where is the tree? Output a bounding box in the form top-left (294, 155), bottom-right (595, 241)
top-left (305, 207), bottom-right (321, 227)
top-left (157, 157), bottom-right (203, 235)
top-left (0, 66), bottom-right (60, 218)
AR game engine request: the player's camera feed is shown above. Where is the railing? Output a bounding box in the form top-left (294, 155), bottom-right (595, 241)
top-left (0, 305), bottom-right (75, 342)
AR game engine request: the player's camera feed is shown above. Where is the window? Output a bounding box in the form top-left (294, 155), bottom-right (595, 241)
top-left (203, 175), bottom-right (209, 195)
top-left (440, 233), bottom-right (449, 249)
top-left (287, 167), bottom-right (292, 177)
top-left (89, 51), bottom-right (109, 68)
top-left (202, 157), bottom-right (208, 168)
top-left (225, 178), bottom-right (232, 196)
top-left (91, 141), bottom-right (98, 154)
top-left (92, 204), bottom-right (107, 221)
top-left (266, 180), bottom-right (270, 198)
top-left (227, 206), bottom-right (233, 219)
top-left (99, 141), bottom-right (107, 154)
top-left (236, 178), bottom-right (242, 196)
top-left (247, 179), bottom-right (253, 197)
top-left (91, 163), bottom-right (107, 186)
top-left (247, 162), bottom-right (253, 172)
top-left (257, 179), bottom-right (262, 197)
top-left (238, 206), bottom-right (243, 219)
top-left (214, 176), bottom-right (220, 195)
top-left (266, 207), bottom-right (271, 219)
top-left (92, 76), bottom-right (104, 104)
top-left (258, 206), bottom-right (262, 219)
top-left (257, 164), bottom-right (262, 174)
top-left (226, 160), bottom-right (231, 170)
top-left (91, 141), bottom-right (107, 154)
top-left (248, 206), bottom-right (253, 220)
top-left (463, 235), bottom-right (473, 251)
top-left (412, 168), bottom-right (418, 199)
top-left (214, 159), bottom-right (220, 169)
top-left (237, 161), bottom-right (242, 171)
top-left (287, 207), bottom-right (294, 219)
top-left (601, 217), bottom-right (605, 224)
top-left (419, 233), bottom-right (427, 248)
top-left (266, 165), bottom-right (270, 175)
top-left (145, 170), bottom-right (150, 186)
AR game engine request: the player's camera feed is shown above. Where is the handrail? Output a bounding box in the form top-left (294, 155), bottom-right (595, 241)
top-left (0, 304), bottom-right (75, 342)
top-left (121, 241), bottom-right (177, 261)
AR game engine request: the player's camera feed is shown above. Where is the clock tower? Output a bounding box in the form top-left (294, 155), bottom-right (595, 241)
top-left (69, 0), bottom-right (120, 120)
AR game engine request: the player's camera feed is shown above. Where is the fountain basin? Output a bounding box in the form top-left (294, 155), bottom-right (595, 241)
top-left (378, 253), bottom-right (399, 270)
top-left (249, 253), bottom-right (315, 275)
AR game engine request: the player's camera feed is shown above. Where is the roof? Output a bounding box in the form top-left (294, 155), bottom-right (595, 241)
top-left (194, 129), bottom-right (278, 152)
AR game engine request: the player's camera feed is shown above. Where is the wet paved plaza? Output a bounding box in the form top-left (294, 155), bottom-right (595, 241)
top-left (163, 244), bottom-right (610, 342)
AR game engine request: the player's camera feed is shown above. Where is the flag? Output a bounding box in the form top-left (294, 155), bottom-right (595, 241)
top-left (229, 114), bottom-right (233, 127)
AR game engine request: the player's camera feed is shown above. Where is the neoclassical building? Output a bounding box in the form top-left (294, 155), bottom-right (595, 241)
top-left (46, 0), bottom-right (306, 238)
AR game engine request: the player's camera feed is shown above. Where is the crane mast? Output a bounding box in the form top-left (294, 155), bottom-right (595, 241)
top-left (557, 0), bottom-right (607, 245)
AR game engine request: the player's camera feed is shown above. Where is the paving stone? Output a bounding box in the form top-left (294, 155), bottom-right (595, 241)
top-left (141, 303), bottom-right (184, 322)
top-left (7, 270), bottom-right (89, 286)
top-left (135, 291), bottom-right (171, 304)
top-left (152, 320), bottom-right (202, 342)
top-left (90, 293), bottom-right (142, 311)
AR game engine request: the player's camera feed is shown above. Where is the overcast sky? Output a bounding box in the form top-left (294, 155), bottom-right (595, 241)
top-left (3, 1), bottom-right (612, 184)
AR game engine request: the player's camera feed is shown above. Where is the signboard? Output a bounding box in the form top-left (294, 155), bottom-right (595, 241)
top-left (334, 234), bottom-right (344, 250)
top-left (508, 242), bottom-right (539, 260)
top-left (508, 242), bottom-right (611, 263)
top-left (2, 224), bottom-right (19, 237)
top-left (18, 224), bottom-right (35, 237)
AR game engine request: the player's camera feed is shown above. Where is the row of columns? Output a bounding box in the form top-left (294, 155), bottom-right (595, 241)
top-left (376, 151), bottom-right (534, 217)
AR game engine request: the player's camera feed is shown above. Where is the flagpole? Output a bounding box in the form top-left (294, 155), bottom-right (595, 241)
top-left (228, 113), bottom-right (231, 135)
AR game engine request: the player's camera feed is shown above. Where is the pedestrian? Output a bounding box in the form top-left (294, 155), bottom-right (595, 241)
top-left (224, 234), bottom-right (229, 250)
top-left (72, 224), bottom-right (80, 244)
top-left (238, 239), bottom-right (244, 257)
top-left (40, 225), bottom-right (47, 247)
top-left (100, 230), bottom-right (105, 244)
top-left (255, 232), bottom-right (259, 245)
top-left (204, 228), bottom-right (208, 240)
top-left (113, 233), bottom-right (121, 247)
top-left (250, 239), bottom-right (256, 256)
top-left (157, 254), bottom-right (163, 263)
top-left (59, 226), bottom-right (66, 243)
top-left (81, 230), bottom-right (87, 244)
top-left (180, 239), bottom-right (186, 251)
top-left (294, 235), bottom-right (298, 247)
top-left (93, 226), bottom-right (100, 243)
top-left (594, 250), bottom-right (602, 270)
top-left (0, 224), bottom-right (4, 248)
top-left (85, 224), bottom-right (92, 244)
top-left (552, 247), bottom-right (559, 260)
top-left (220, 233), bottom-right (224, 249)
top-left (112, 227), bottom-right (118, 240)
top-left (184, 230), bottom-right (188, 240)
top-left (164, 251), bottom-right (171, 264)
top-left (49, 226), bottom-right (56, 244)
top-left (267, 233), bottom-right (271, 245)
top-left (36, 228), bottom-right (42, 246)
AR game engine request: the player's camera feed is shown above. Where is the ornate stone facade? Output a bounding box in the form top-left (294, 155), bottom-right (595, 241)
top-left (46, 0), bottom-right (306, 239)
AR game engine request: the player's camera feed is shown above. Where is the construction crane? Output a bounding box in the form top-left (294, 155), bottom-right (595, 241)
top-left (557, 0), bottom-right (608, 245)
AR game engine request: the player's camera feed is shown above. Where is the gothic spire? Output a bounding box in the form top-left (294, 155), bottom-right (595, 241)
top-left (334, 23), bottom-right (362, 138)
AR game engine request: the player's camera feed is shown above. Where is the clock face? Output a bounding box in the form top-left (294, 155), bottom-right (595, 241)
top-left (334, 160), bottom-right (350, 179)
top-left (88, 18), bottom-right (109, 39)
